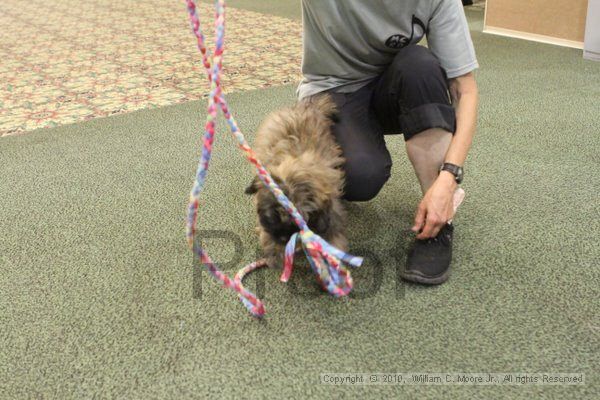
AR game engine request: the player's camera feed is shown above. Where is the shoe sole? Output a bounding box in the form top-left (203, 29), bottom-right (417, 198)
top-left (400, 269), bottom-right (450, 285)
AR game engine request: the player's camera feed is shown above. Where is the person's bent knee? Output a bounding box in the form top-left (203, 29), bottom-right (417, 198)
top-left (342, 156), bottom-right (391, 202)
top-left (391, 45), bottom-right (444, 81)
top-left (393, 45), bottom-right (440, 69)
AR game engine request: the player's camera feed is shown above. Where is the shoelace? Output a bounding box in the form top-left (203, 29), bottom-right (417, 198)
top-left (417, 188), bottom-right (465, 247)
top-left (420, 226), bottom-right (452, 246)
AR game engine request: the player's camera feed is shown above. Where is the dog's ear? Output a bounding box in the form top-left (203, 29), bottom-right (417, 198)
top-left (244, 176), bottom-right (260, 195)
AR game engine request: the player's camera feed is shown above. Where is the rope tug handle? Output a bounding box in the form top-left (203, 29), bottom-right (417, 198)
top-left (184, 0), bottom-right (363, 318)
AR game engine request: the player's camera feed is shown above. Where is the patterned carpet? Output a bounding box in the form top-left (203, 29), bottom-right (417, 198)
top-left (0, 0), bottom-right (302, 136)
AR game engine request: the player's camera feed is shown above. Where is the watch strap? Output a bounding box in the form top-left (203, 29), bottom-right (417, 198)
top-left (440, 163), bottom-right (463, 184)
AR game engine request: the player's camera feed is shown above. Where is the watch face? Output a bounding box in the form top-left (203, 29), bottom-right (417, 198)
top-left (441, 163), bottom-right (463, 183)
top-left (456, 167), bottom-right (464, 183)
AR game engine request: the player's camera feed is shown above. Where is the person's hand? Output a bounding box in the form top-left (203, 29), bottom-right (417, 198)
top-left (412, 172), bottom-right (457, 239)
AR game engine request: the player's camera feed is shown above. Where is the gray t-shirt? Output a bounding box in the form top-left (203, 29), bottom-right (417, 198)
top-left (298, 0), bottom-right (478, 99)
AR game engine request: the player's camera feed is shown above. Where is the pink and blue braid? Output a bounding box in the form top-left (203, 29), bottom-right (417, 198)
top-left (185, 0), bottom-right (363, 318)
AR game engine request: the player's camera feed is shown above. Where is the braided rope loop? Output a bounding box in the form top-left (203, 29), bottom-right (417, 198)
top-left (185, 0), bottom-right (362, 318)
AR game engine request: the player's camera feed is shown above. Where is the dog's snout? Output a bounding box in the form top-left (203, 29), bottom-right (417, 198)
top-left (277, 235), bottom-right (291, 244)
top-left (308, 209), bottom-right (330, 234)
top-left (274, 223), bottom-right (299, 244)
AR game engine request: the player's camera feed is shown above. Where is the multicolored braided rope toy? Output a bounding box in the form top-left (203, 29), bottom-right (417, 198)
top-left (185, 0), bottom-right (363, 318)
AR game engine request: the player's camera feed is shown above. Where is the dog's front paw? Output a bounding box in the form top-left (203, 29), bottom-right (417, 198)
top-left (265, 253), bottom-right (284, 269)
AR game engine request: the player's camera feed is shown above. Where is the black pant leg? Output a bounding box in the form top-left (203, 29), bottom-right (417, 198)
top-left (322, 84), bottom-right (392, 202)
top-left (371, 45), bottom-right (456, 140)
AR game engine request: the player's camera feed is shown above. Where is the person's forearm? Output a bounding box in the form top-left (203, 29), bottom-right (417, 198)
top-left (443, 73), bottom-right (478, 167)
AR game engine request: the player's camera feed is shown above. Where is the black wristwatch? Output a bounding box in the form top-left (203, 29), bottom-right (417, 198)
top-left (440, 162), bottom-right (464, 184)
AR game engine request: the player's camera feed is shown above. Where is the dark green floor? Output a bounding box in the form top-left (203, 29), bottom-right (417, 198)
top-left (2, 5), bottom-right (599, 400)
top-left (200, 0), bottom-right (302, 19)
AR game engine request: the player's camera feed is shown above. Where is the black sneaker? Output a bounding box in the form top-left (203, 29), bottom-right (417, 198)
top-left (402, 223), bottom-right (454, 285)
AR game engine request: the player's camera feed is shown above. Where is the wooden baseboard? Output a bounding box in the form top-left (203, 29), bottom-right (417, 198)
top-left (483, 26), bottom-right (584, 49)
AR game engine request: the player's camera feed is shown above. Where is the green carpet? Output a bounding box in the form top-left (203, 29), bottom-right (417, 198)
top-left (1, 7), bottom-right (599, 400)
top-left (200, 0), bottom-right (302, 19)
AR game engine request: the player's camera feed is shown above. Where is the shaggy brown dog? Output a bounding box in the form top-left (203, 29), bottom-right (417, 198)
top-left (245, 95), bottom-right (347, 268)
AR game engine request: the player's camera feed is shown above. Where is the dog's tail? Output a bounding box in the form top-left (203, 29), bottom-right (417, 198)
top-left (307, 94), bottom-right (339, 123)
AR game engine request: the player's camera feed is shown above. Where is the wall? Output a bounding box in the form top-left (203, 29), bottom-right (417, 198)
top-left (484, 0), bottom-right (589, 47)
top-left (584, 0), bottom-right (600, 60)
